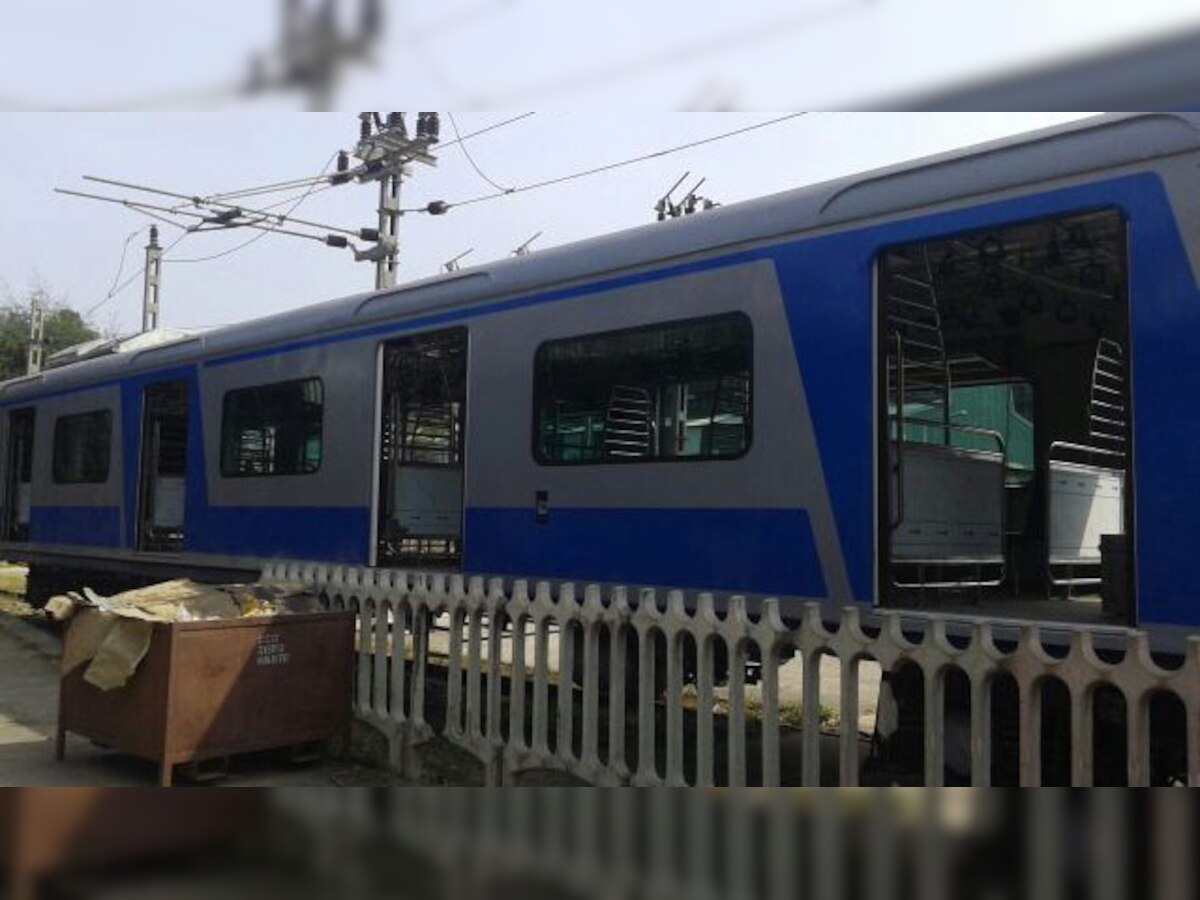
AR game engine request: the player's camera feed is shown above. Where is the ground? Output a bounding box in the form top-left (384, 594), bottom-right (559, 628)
top-left (0, 567), bottom-right (886, 787)
top-left (0, 586), bottom-right (392, 788)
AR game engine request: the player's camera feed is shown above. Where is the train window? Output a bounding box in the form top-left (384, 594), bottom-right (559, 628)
top-left (52, 410), bottom-right (112, 484)
top-left (534, 313), bottom-right (752, 464)
top-left (220, 378), bottom-right (324, 477)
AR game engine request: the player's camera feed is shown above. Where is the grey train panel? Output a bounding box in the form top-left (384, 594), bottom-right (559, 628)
top-left (467, 261), bottom-right (854, 600)
top-left (200, 344), bottom-right (377, 510)
top-left (33, 386), bottom-right (124, 510)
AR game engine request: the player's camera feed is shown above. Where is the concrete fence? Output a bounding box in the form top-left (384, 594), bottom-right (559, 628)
top-left (261, 563), bottom-right (1200, 787)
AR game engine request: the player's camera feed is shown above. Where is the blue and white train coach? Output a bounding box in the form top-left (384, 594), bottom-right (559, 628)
top-left (3, 112), bottom-right (1199, 650)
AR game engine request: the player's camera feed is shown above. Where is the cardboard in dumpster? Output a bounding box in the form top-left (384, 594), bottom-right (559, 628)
top-left (54, 579), bottom-right (325, 692)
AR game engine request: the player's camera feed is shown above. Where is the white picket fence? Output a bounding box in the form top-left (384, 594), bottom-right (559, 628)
top-left (261, 562), bottom-right (1200, 787)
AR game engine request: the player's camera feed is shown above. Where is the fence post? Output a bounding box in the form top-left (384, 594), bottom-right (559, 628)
top-left (635, 589), bottom-right (660, 786)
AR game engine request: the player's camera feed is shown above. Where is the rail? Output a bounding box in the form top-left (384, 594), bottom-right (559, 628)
top-left (262, 562), bottom-right (1200, 787)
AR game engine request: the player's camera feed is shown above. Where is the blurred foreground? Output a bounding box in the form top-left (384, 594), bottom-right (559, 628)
top-left (1, 1), bottom-right (1200, 109)
top-left (1, 788), bottom-right (1196, 900)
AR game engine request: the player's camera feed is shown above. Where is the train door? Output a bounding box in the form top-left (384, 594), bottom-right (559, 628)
top-left (137, 382), bottom-right (189, 552)
top-left (877, 207), bottom-right (1133, 623)
top-left (375, 328), bottom-right (468, 568)
top-left (5, 408), bottom-right (35, 541)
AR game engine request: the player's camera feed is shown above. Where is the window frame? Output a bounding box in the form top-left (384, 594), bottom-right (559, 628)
top-left (531, 311), bottom-right (755, 467)
top-left (52, 409), bottom-right (113, 485)
top-left (219, 376), bottom-right (326, 479)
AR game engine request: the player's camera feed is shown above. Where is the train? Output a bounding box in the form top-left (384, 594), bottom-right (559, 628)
top-left (2, 112), bottom-right (1199, 654)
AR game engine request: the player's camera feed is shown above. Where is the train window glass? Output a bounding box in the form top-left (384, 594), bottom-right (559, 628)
top-left (534, 313), bottom-right (752, 464)
top-left (52, 410), bottom-right (112, 484)
top-left (220, 378), bottom-right (324, 477)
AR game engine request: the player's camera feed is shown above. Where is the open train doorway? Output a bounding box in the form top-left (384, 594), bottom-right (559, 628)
top-left (5, 408), bottom-right (35, 542)
top-left (376, 328), bottom-right (468, 568)
top-left (877, 208), bottom-right (1133, 624)
top-left (138, 382), bottom-right (189, 552)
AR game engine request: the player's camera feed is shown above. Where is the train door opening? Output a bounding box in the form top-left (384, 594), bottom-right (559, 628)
top-left (5, 408), bottom-right (35, 542)
top-left (376, 328), bottom-right (468, 568)
top-left (138, 382), bottom-right (189, 552)
top-left (877, 207), bottom-right (1133, 623)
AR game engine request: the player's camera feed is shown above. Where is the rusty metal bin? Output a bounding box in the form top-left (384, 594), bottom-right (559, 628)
top-left (56, 612), bottom-right (354, 786)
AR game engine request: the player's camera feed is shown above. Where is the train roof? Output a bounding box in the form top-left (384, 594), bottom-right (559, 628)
top-left (6, 112), bottom-right (1200, 403)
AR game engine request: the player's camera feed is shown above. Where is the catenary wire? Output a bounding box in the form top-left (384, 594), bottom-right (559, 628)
top-left (207, 112), bottom-right (535, 202)
top-left (410, 112), bottom-right (809, 212)
top-left (446, 111), bottom-right (512, 192)
top-left (169, 155), bottom-right (340, 264)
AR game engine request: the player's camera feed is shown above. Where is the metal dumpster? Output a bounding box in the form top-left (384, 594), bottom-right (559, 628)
top-left (56, 611), bottom-right (354, 786)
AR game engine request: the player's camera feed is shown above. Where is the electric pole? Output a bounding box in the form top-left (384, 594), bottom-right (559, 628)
top-left (351, 112), bottom-right (440, 290)
top-left (376, 168), bottom-right (401, 290)
top-left (26, 295), bottom-right (45, 375)
top-left (142, 225), bottom-right (163, 332)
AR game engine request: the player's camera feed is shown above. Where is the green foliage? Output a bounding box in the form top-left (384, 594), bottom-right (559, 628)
top-left (0, 292), bottom-right (99, 382)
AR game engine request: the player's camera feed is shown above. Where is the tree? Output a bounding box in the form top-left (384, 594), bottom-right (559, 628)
top-left (0, 290), bottom-right (100, 382)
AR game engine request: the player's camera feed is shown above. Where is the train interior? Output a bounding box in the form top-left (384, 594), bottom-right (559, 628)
top-left (138, 381), bottom-right (189, 552)
top-left (879, 208), bottom-right (1133, 623)
top-left (376, 327), bottom-right (468, 569)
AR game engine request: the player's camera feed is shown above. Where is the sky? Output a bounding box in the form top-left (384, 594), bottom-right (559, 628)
top-left (0, 112), bottom-right (1090, 336)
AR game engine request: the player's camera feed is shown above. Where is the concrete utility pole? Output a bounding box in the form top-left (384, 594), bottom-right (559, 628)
top-left (26, 295), bottom-right (45, 375)
top-left (351, 112), bottom-right (440, 290)
top-left (375, 169), bottom-right (402, 290)
top-left (142, 225), bottom-right (163, 332)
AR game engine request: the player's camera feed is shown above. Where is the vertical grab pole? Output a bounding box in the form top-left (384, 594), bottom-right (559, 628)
top-left (890, 333), bottom-right (906, 531)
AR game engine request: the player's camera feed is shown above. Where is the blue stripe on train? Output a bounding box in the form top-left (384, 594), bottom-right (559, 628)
top-left (464, 507), bottom-right (827, 597)
top-left (186, 506), bottom-right (371, 563)
top-left (30, 506), bottom-right (122, 548)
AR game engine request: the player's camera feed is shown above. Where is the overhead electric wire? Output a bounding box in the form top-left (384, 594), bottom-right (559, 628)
top-left (208, 171), bottom-right (339, 203)
top-left (64, 160), bottom-right (348, 317)
top-left (170, 155), bottom-right (340, 264)
top-left (102, 227), bottom-right (151, 301)
top-left (446, 111), bottom-right (512, 192)
top-left (438, 111), bottom-right (536, 150)
top-left (83, 173), bottom-right (361, 237)
top-left (85, 228), bottom-right (194, 317)
top-left (415, 112), bottom-right (809, 212)
top-left (205, 112), bottom-right (535, 203)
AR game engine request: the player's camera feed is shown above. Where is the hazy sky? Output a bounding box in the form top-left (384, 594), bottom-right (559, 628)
top-left (0, 112), bottom-right (1088, 336)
